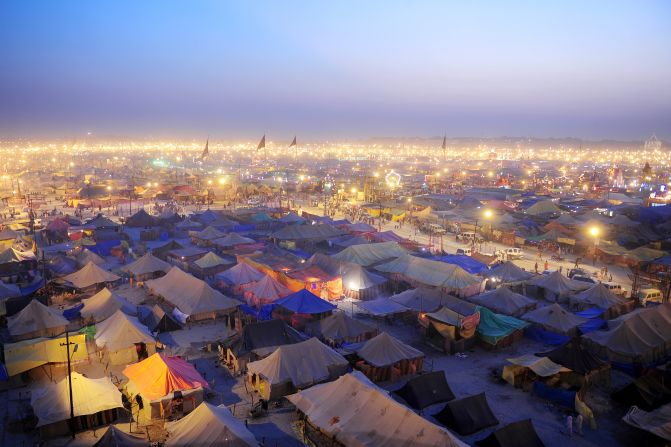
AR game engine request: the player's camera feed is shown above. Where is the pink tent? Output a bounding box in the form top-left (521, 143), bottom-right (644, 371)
top-left (242, 275), bottom-right (292, 307)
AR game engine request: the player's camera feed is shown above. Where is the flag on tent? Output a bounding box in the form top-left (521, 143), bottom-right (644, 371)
top-left (289, 136), bottom-right (297, 147)
top-left (256, 134), bottom-right (266, 151)
top-left (200, 138), bottom-right (209, 160)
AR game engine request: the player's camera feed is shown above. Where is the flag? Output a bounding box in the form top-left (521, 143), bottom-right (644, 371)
top-left (289, 136), bottom-right (297, 147)
top-left (200, 138), bottom-right (209, 160)
top-left (256, 134), bottom-right (266, 151)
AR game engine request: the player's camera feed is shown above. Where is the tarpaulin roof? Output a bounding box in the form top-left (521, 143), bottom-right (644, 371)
top-left (227, 319), bottom-right (305, 357)
top-left (47, 255), bottom-right (79, 276)
top-left (468, 287), bottom-right (537, 317)
top-left (93, 425), bottom-right (148, 447)
top-left (393, 371), bottom-right (455, 410)
top-left (357, 332), bottom-right (424, 367)
top-left (539, 338), bottom-right (606, 374)
top-left (146, 267), bottom-right (239, 316)
top-left (437, 254), bottom-right (488, 274)
top-left (74, 248), bottom-right (107, 266)
top-left (194, 251), bottom-right (231, 269)
top-left (241, 275), bottom-right (291, 302)
top-left (332, 241), bottom-right (407, 266)
top-left (623, 403), bottom-right (671, 441)
top-left (286, 265), bottom-right (337, 282)
top-left (305, 312), bottom-right (375, 344)
top-left (85, 214), bottom-right (120, 229)
top-left (80, 287), bottom-right (136, 322)
top-left (31, 372), bottom-right (123, 427)
top-left (477, 307), bottom-right (528, 345)
top-left (481, 261), bottom-right (534, 283)
top-left (247, 338), bottom-right (348, 387)
top-left (125, 209), bottom-right (157, 228)
top-left (63, 261), bottom-right (120, 289)
top-left (139, 304), bottom-right (182, 333)
top-left (3, 332), bottom-right (88, 376)
top-left (212, 233), bottom-right (255, 247)
top-left (175, 218), bottom-right (203, 230)
top-left (287, 371), bottom-right (468, 447)
top-left (525, 200), bottom-right (561, 216)
top-left (526, 271), bottom-right (590, 296)
top-left (570, 283), bottom-right (626, 310)
top-left (435, 393), bottom-right (499, 436)
top-left (355, 297), bottom-right (408, 316)
top-left (271, 223), bottom-right (345, 240)
top-left (123, 352), bottom-right (209, 400)
top-left (191, 226), bottom-right (225, 241)
top-left (275, 289), bottom-right (336, 314)
top-left (376, 255), bottom-right (481, 289)
top-left (389, 287), bottom-right (450, 312)
top-left (476, 419), bottom-right (546, 447)
top-left (216, 262), bottom-right (264, 285)
top-left (95, 310), bottom-right (155, 351)
top-left (122, 252), bottom-right (171, 277)
top-left (165, 402), bottom-right (259, 446)
top-left (506, 354), bottom-right (570, 376)
top-left (0, 280), bottom-right (21, 299)
top-left (8, 300), bottom-right (68, 338)
top-left (0, 247), bottom-right (36, 263)
top-left (522, 304), bottom-right (587, 334)
top-left (278, 212), bottom-right (306, 224)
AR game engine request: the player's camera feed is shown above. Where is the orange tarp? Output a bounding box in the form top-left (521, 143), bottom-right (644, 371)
top-left (122, 353), bottom-right (209, 400)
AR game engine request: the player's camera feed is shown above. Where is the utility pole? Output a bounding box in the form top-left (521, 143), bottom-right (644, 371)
top-left (60, 331), bottom-right (77, 439)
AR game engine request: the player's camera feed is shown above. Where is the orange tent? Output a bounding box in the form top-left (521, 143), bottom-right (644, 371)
top-left (122, 353), bottom-right (209, 400)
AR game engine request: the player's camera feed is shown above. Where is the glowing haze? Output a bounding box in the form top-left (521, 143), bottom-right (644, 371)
top-left (1, 1), bottom-right (670, 140)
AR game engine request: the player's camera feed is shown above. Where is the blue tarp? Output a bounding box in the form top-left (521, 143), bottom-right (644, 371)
top-left (63, 303), bottom-right (84, 320)
top-left (19, 278), bottom-right (44, 297)
top-left (232, 224), bottom-right (256, 233)
top-left (239, 304), bottom-right (259, 318)
top-left (275, 289), bottom-right (336, 314)
top-left (0, 363), bottom-right (8, 381)
top-left (532, 382), bottom-right (576, 409)
top-left (258, 304), bottom-right (277, 321)
top-left (524, 326), bottom-right (570, 346)
top-left (88, 239), bottom-right (120, 256)
top-left (575, 308), bottom-right (605, 319)
top-left (637, 204), bottom-right (671, 224)
top-left (652, 255), bottom-right (671, 267)
top-left (579, 318), bottom-right (606, 334)
top-left (48, 256), bottom-right (78, 275)
top-left (435, 254), bottom-right (488, 274)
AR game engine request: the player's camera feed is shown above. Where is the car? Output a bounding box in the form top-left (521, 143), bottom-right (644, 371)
top-left (456, 247), bottom-right (473, 256)
top-left (603, 282), bottom-right (627, 297)
top-left (503, 247), bottom-right (523, 260)
top-left (568, 268), bottom-right (589, 279)
top-left (572, 275), bottom-right (596, 284)
top-left (428, 223), bottom-right (446, 234)
top-left (638, 288), bottom-right (663, 306)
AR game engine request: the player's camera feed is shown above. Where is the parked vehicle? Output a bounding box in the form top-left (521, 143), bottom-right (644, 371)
top-left (603, 282), bottom-right (627, 297)
top-left (504, 247), bottom-right (523, 260)
top-left (572, 275), bottom-right (596, 284)
top-left (638, 288), bottom-right (663, 306)
top-left (456, 247), bottom-right (473, 256)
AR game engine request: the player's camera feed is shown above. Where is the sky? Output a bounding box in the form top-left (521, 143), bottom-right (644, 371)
top-left (1, 1), bottom-right (670, 140)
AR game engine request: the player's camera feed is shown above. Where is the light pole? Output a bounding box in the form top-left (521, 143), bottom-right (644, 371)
top-left (588, 226), bottom-right (600, 266)
top-left (60, 331), bottom-right (78, 439)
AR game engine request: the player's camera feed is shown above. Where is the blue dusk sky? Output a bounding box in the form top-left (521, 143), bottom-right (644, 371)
top-left (0, 1), bottom-right (670, 140)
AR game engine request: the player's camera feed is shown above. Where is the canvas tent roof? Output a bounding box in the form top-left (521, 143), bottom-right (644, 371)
top-left (81, 287), bottom-right (136, 322)
top-left (278, 211), bottom-right (306, 224)
top-left (123, 352), bottom-right (209, 400)
top-left (0, 280), bottom-right (20, 299)
top-left (623, 403), bottom-right (671, 442)
top-left (342, 264), bottom-right (386, 290)
top-left (506, 354), bottom-right (570, 377)
top-left (125, 209), bottom-right (157, 227)
top-left (122, 252), bottom-right (171, 277)
top-left (435, 392), bottom-right (499, 436)
top-left (241, 275), bottom-right (291, 302)
top-left (146, 267), bottom-right (239, 316)
top-left (165, 402), bottom-right (259, 446)
top-left (612, 370), bottom-right (671, 411)
top-left (139, 304), bottom-right (182, 333)
top-left (469, 287), bottom-right (537, 317)
top-left (63, 261), bottom-right (120, 289)
top-left (356, 297), bottom-right (408, 316)
top-left (482, 261), bottom-right (534, 283)
top-left (522, 304), bottom-right (587, 334)
top-left (525, 200), bottom-right (561, 216)
top-left (193, 251), bottom-right (231, 269)
top-left (393, 371), bottom-right (455, 410)
top-left (31, 372), bottom-right (123, 427)
top-left (539, 338), bottom-right (606, 375)
top-left (271, 223), bottom-right (345, 241)
top-left (212, 233), bottom-right (255, 247)
top-left (85, 214), bottom-right (119, 229)
top-left (217, 262), bottom-right (264, 285)
top-left (570, 283), bottom-right (626, 310)
top-left (376, 255), bottom-right (481, 289)
top-left (94, 425), bottom-right (148, 447)
top-left (275, 289), bottom-right (336, 314)
top-left (357, 332), bottom-right (424, 367)
top-left (527, 271), bottom-right (590, 296)
top-left (332, 241), bottom-right (407, 266)
top-left (477, 419), bottom-right (546, 447)
top-left (8, 300), bottom-right (68, 338)
top-left (305, 312), bottom-right (375, 344)
top-left (0, 247), bottom-right (36, 264)
top-left (228, 319), bottom-right (306, 357)
top-left (287, 371), bottom-right (467, 447)
top-left (75, 248), bottom-right (106, 266)
top-left (95, 310), bottom-right (154, 351)
top-left (247, 338), bottom-right (348, 387)
top-left (192, 226), bottom-right (225, 241)
top-left (389, 287), bottom-right (451, 312)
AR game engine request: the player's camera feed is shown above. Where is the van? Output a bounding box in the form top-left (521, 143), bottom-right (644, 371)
top-left (603, 282), bottom-right (626, 297)
top-left (428, 224), bottom-right (446, 234)
top-left (456, 247), bottom-right (473, 256)
top-left (456, 231), bottom-right (480, 243)
top-left (638, 288), bottom-right (663, 306)
top-left (504, 247), bottom-right (523, 260)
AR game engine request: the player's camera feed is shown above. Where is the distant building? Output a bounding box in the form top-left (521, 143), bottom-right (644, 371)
top-left (644, 134), bottom-right (662, 151)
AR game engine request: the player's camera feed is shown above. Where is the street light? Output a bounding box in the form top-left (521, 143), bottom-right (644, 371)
top-left (588, 226), bottom-right (600, 265)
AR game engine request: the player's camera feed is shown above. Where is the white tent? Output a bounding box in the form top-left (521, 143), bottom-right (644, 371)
top-left (80, 287), bottom-right (136, 323)
top-left (74, 248), bottom-right (106, 267)
top-left (165, 402), bottom-right (259, 447)
top-left (569, 283), bottom-right (626, 310)
top-left (63, 261), bottom-right (120, 289)
top-left (357, 332), bottom-right (424, 367)
top-left (522, 303), bottom-right (587, 335)
top-left (8, 300), bottom-right (69, 340)
top-left (93, 425), bottom-right (148, 446)
top-left (31, 372), bottom-right (123, 428)
top-left (95, 310), bottom-right (155, 365)
top-left (121, 252), bottom-right (171, 278)
top-left (287, 371), bottom-right (467, 447)
top-left (526, 271), bottom-right (589, 301)
top-left (146, 267), bottom-right (239, 319)
top-left (332, 242), bottom-right (407, 266)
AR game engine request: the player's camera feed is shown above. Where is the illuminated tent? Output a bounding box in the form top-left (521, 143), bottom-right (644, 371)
top-left (123, 352), bottom-right (209, 401)
top-left (216, 262), bottom-right (264, 286)
top-left (8, 300), bottom-right (69, 341)
top-left (121, 252), bottom-right (171, 280)
top-left (287, 371), bottom-right (467, 447)
top-left (275, 289), bottom-right (336, 315)
top-left (285, 265), bottom-right (342, 300)
top-left (242, 274), bottom-right (292, 307)
top-left (63, 261), bottom-right (120, 289)
top-left (3, 332), bottom-right (88, 376)
top-left (80, 287), bottom-right (137, 323)
top-left (95, 310), bottom-right (156, 365)
top-left (93, 425), bottom-right (148, 447)
top-left (165, 402), bottom-right (259, 447)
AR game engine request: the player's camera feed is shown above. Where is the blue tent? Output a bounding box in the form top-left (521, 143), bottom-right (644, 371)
top-left (436, 254), bottom-right (488, 274)
top-left (275, 289), bottom-right (336, 314)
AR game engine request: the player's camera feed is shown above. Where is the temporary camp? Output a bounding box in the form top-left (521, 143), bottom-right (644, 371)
top-left (332, 241), bottom-right (407, 266)
top-left (74, 248), bottom-right (106, 267)
top-left (284, 264), bottom-right (343, 301)
top-left (190, 226), bottom-right (225, 245)
top-left (287, 371), bottom-right (467, 447)
top-left (31, 372), bottom-right (123, 437)
top-left (502, 354), bottom-right (571, 388)
top-left (216, 262), bottom-right (265, 293)
top-left (522, 303), bottom-right (587, 336)
top-left (165, 402), bottom-right (259, 447)
top-left (212, 233), bottom-right (255, 249)
top-left (123, 352), bottom-right (209, 419)
top-left (526, 271), bottom-right (590, 302)
top-left (146, 266), bottom-right (239, 321)
top-left (94, 310), bottom-right (156, 365)
top-left (305, 252), bottom-right (387, 300)
top-left (304, 311), bottom-right (377, 346)
top-left (93, 425), bottom-right (148, 447)
top-left (539, 338), bottom-right (609, 385)
top-left (476, 307), bottom-right (529, 349)
top-left (568, 283), bottom-right (630, 317)
top-left (3, 332), bottom-right (88, 377)
top-left (525, 200), bottom-right (562, 216)
top-left (8, 300), bottom-right (69, 341)
top-left (389, 287), bottom-right (451, 313)
top-left (121, 252), bottom-right (171, 281)
top-left (422, 305), bottom-right (481, 354)
top-left (63, 261), bottom-right (121, 289)
top-left (125, 209), bottom-right (157, 228)
top-left (192, 251), bottom-right (232, 277)
top-left (241, 274), bottom-right (291, 307)
top-left (246, 338), bottom-right (349, 400)
top-left (355, 332), bottom-right (424, 382)
top-left (434, 393), bottom-right (499, 435)
top-left (138, 304), bottom-right (182, 333)
top-left (222, 319), bottom-right (306, 374)
top-left (393, 371), bottom-right (455, 410)
top-left (482, 261), bottom-right (534, 284)
top-left (468, 287), bottom-right (537, 317)
top-left (476, 419), bottom-right (546, 447)
top-left (80, 287), bottom-right (136, 323)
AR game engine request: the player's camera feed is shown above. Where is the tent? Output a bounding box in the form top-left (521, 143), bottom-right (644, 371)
top-left (125, 209), bottom-right (157, 228)
top-left (341, 263), bottom-right (387, 300)
top-left (539, 338), bottom-right (607, 375)
top-left (139, 304), bottom-right (182, 333)
top-left (74, 248), bottom-right (106, 266)
top-left (305, 311), bottom-right (377, 346)
top-left (31, 372), bottom-right (123, 434)
top-left (246, 338), bottom-right (348, 400)
top-left (146, 267), bottom-right (239, 320)
top-left (212, 233), bottom-right (255, 248)
top-left (569, 283), bottom-right (627, 313)
top-left (275, 289), bottom-right (336, 315)
top-left (482, 261), bottom-right (533, 283)
top-left (284, 264), bottom-right (343, 301)
top-left (190, 226), bottom-right (225, 243)
top-left (356, 297), bottom-right (408, 316)
top-left (476, 307), bottom-right (529, 347)
top-left (278, 211), bottom-right (306, 224)
top-left (526, 271), bottom-right (590, 302)
top-left (437, 254), bottom-right (488, 274)
top-left (393, 371), bottom-right (455, 410)
top-left (332, 241), bottom-right (407, 266)
top-left (165, 402), bottom-right (259, 447)
top-left (525, 200), bottom-right (562, 216)
top-left (85, 214), bottom-right (120, 230)
top-left (623, 403), bottom-right (671, 442)
top-left (216, 262), bottom-right (264, 287)
top-left (356, 332), bottom-right (424, 381)
top-left (123, 352), bottom-right (209, 401)
top-left (468, 287), bottom-right (537, 317)
top-left (502, 354), bottom-right (570, 387)
top-left (271, 223), bottom-right (345, 241)
top-left (193, 251), bottom-right (232, 276)
top-left (522, 304), bottom-right (587, 336)
top-left (8, 300), bottom-right (69, 341)
top-left (47, 255), bottom-right (79, 276)
top-left (63, 261), bottom-right (120, 289)
top-left (94, 425), bottom-right (148, 447)
top-left (80, 287), bottom-right (136, 323)
top-left (95, 310), bottom-right (156, 365)
top-left (121, 253), bottom-right (171, 280)
top-left (0, 280), bottom-right (21, 316)
top-left (242, 275), bottom-right (292, 307)
top-left (389, 287), bottom-right (451, 313)
top-left (434, 393), bottom-right (499, 435)
top-left (584, 304), bottom-right (671, 364)
top-left (612, 370), bottom-right (671, 411)
top-left (287, 371), bottom-right (468, 447)
top-left (3, 333), bottom-right (88, 376)
top-left (477, 419), bottom-right (546, 447)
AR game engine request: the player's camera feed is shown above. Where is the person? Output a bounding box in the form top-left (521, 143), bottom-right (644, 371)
top-left (534, 262), bottom-right (539, 273)
top-left (575, 414), bottom-right (584, 436)
top-left (559, 265), bottom-right (563, 274)
top-left (544, 260), bottom-right (549, 271)
top-left (609, 273), bottom-right (613, 282)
